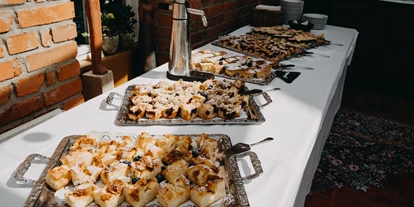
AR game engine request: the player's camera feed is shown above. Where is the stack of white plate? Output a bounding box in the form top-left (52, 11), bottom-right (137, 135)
top-left (302, 13), bottom-right (328, 30)
top-left (280, 0), bottom-right (304, 24)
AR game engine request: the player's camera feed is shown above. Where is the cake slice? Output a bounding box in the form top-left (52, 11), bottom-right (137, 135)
top-left (100, 161), bottom-right (131, 185)
top-left (156, 134), bottom-right (178, 154)
top-left (64, 183), bottom-right (96, 207)
top-left (124, 178), bottom-right (159, 207)
top-left (45, 165), bottom-right (71, 191)
top-left (94, 180), bottom-right (125, 207)
top-left (189, 178), bottom-right (226, 207)
top-left (156, 175), bottom-right (190, 207)
top-left (61, 151), bottom-right (93, 167)
top-left (161, 160), bottom-right (189, 183)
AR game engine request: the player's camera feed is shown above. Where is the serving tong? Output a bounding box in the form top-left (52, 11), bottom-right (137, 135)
top-left (222, 137), bottom-right (274, 156)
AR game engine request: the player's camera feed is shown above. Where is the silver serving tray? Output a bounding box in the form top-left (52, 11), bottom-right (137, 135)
top-left (15, 133), bottom-right (263, 207)
top-left (107, 85), bottom-right (272, 126)
top-left (189, 68), bottom-right (277, 86)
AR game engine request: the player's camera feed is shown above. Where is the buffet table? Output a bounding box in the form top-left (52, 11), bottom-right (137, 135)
top-left (0, 25), bottom-right (358, 207)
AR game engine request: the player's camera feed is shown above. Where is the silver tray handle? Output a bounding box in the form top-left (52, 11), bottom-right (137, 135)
top-left (255, 92), bottom-right (273, 108)
top-left (235, 151), bottom-right (263, 181)
top-left (14, 154), bottom-right (50, 185)
top-left (106, 92), bottom-right (123, 109)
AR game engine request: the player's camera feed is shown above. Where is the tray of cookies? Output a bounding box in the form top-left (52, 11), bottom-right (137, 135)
top-left (15, 132), bottom-right (263, 207)
top-left (106, 79), bottom-right (271, 125)
top-left (191, 50), bottom-right (280, 85)
top-left (251, 26), bottom-right (329, 48)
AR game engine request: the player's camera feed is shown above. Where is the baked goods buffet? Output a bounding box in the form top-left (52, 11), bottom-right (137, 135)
top-left (212, 26), bottom-right (327, 62)
top-left (46, 133), bottom-right (232, 207)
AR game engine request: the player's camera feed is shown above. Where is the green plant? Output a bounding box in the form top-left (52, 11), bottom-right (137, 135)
top-left (101, 10), bottom-right (118, 37)
top-left (100, 0), bottom-right (137, 36)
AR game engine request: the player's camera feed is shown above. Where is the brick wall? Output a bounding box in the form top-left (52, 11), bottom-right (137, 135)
top-left (153, 0), bottom-right (260, 66)
top-left (0, 0), bottom-right (83, 133)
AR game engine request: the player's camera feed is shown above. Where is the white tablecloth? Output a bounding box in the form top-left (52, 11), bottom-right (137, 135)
top-left (0, 25), bottom-right (358, 207)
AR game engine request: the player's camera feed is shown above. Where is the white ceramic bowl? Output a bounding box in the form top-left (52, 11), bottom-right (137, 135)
top-left (302, 13), bottom-right (328, 30)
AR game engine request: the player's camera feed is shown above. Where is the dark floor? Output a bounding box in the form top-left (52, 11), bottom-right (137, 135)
top-left (341, 85), bottom-right (414, 126)
top-left (305, 84), bottom-right (414, 206)
top-left (305, 172), bottom-right (414, 207)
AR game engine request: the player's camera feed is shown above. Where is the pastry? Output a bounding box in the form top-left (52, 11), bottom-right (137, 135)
top-left (45, 165), bottom-right (72, 191)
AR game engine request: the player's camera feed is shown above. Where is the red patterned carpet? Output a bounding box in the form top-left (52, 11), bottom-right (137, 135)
top-left (305, 108), bottom-right (414, 206)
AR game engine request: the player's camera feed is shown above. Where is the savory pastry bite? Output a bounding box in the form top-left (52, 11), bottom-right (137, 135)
top-left (189, 177), bottom-right (226, 207)
top-left (69, 136), bottom-right (97, 152)
top-left (156, 175), bottom-right (190, 207)
top-left (145, 103), bottom-right (164, 120)
top-left (197, 102), bottom-right (217, 120)
top-left (64, 183), bottom-right (96, 207)
top-left (93, 149), bottom-right (117, 168)
top-left (159, 102), bottom-right (178, 119)
top-left (46, 165), bottom-right (72, 191)
top-left (61, 151), bottom-right (93, 167)
top-left (179, 102), bottom-right (199, 121)
top-left (94, 179), bottom-right (126, 207)
top-left (143, 142), bottom-right (165, 159)
top-left (124, 178), bottom-right (159, 207)
top-left (136, 132), bottom-right (156, 149)
top-left (188, 164), bottom-right (224, 185)
top-left (128, 103), bottom-right (148, 120)
top-left (130, 156), bottom-right (163, 180)
top-left (131, 94), bottom-right (153, 106)
top-left (253, 66), bottom-right (272, 79)
top-left (154, 81), bottom-right (173, 90)
top-left (163, 136), bottom-right (192, 164)
top-left (217, 103), bottom-right (242, 120)
top-left (100, 160), bottom-right (131, 185)
top-left (161, 160), bottom-right (189, 183)
top-left (156, 134), bottom-right (178, 154)
top-left (117, 146), bottom-right (136, 161)
top-left (133, 84), bottom-right (154, 96)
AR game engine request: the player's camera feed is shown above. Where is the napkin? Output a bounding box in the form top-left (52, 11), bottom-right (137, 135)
top-left (255, 5), bottom-right (282, 11)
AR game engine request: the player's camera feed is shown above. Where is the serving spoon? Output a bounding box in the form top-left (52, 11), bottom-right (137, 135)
top-left (223, 137), bottom-right (274, 156)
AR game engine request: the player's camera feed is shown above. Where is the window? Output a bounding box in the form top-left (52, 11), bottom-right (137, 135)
top-left (72, 0), bottom-right (139, 60)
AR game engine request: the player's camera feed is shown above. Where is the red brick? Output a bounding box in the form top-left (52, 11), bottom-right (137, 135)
top-left (51, 23), bottom-right (77, 43)
top-left (191, 20), bottom-right (203, 33)
top-left (26, 41), bottom-right (77, 72)
top-left (191, 32), bottom-right (204, 44)
top-left (0, 44), bottom-right (4, 58)
top-left (0, 0), bottom-right (25, 5)
top-left (154, 27), bottom-right (171, 39)
top-left (44, 78), bottom-right (82, 107)
top-left (224, 8), bottom-right (240, 21)
top-left (157, 14), bottom-right (172, 27)
top-left (201, 0), bottom-right (220, 7)
top-left (15, 73), bottom-right (44, 97)
top-left (223, 0), bottom-right (238, 11)
top-left (0, 85), bottom-right (11, 106)
top-left (0, 59), bottom-right (22, 81)
top-left (63, 94), bottom-right (84, 111)
top-left (45, 71), bottom-right (56, 86)
top-left (206, 25), bottom-right (221, 38)
top-left (0, 12), bottom-right (13, 33)
top-left (156, 39), bottom-right (170, 53)
top-left (6, 32), bottom-right (39, 55)
top-left (205, 4), bottom-right (222, 17)
top-left (40, 29), bottom-right (52, 47)
top-left (17, 2), bottom-right (75, 28)
top-left (188, 0), bottom-right (202, 9)
top-left (0, 95), bottom-right (44, 125)
top-left (58, 60), bottom-right (80, 81)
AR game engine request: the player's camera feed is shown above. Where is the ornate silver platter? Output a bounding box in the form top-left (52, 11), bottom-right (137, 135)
top-left (107, 85), bottom-right (272, 126)
top-left (189, 68), bottom-right (277, 85)
top-left (15, 133), bottom-right (263, 207)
